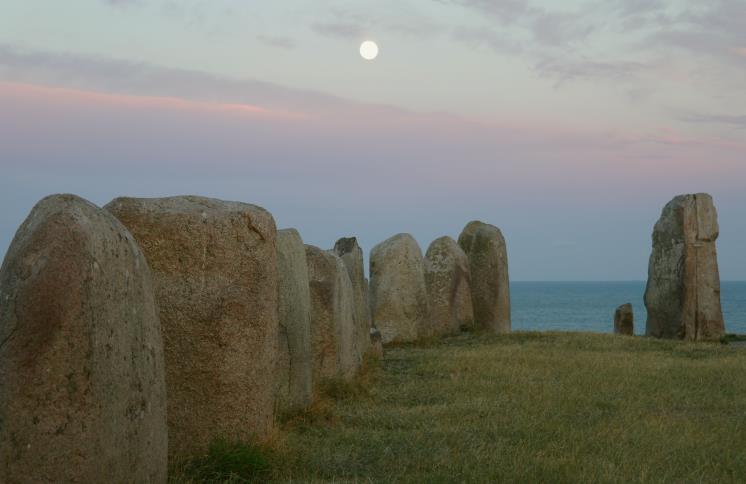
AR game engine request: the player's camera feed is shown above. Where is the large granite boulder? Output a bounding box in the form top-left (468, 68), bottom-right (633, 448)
top-left (0, 194), bottom-right (167, 483)
top-left (644, 194), bottom-right (725, 341)
top-left (424, 236), bottom-right (474, 337)
top-left (333, 237), bottom-right (371, 360)
top-left (305, 246), bottom-right (357, 384)
top-left (106, 196), bottom-right (278, 460)
top-left (369, 234), bottom-right (429, 344)
top-left (275, 229), bottom-right (313, 413)
top-left (614, 303), bottom-right (634, 336)
top-left (458, 221), bottom-right (511, 334)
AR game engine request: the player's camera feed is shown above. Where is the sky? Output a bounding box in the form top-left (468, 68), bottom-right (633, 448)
top-left (0, 0), bottom-right (745, 280)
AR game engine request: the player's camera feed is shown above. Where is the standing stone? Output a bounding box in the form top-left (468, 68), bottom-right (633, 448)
top-left (275, 229), bottom-right (313, 413)
top-left (106, 196), bottom-right (278, 460)
top-left (0, 194), bottom-right (167, 483)
top-left (305, 246), bottom-right (357, 384)
top-left (614, 303), bottom-right (634, 336)
top-left (644, 193), bottom-right (725, 341)
top-left (369, 234), bottom-right (429, 344)
top-left (458, 221), bottom-right (511, 334)
top-left (333, 237), bottom-right (371, 361)
top-left (369, 328), bottom-right (384, 359)
top-left (424, 236), bottom-right (474, 337)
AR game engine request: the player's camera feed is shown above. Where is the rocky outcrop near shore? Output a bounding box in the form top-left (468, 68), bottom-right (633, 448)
top-left (333, 237), bottom-right (371, 360)
top-left (644, 194), bottom-right (725, 341)
top-left (424, 236), bottom-right (474, 337)
top-left (614, 303), bottom-right (634, 336)
top-left (276, 229), bottom-right (313, 413)
top-left (306, 245), bottom-right (357, 383)
top-left (0, 195), bottom-right (167, 483)
top-left (458, 221), bottom-right (511, 334)
top-left (369, 234), bottom-right (430, 343)
top-left (106, 196), bottom-right (278, 460)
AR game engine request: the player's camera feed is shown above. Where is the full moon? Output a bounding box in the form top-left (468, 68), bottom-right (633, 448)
top-left (359, 40), bottom-right (379, 60)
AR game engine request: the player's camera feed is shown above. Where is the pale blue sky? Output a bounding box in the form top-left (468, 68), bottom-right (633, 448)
top-left (0, 0), bottom-right (744, 280)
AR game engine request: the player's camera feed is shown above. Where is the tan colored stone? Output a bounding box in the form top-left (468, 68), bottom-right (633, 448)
top-left (424, 236), bottom-right (474, 337)
top-left (275, 229), bottom-right (313, 413)
top-left (644, 193), bottom-right (725, 341)
top-left (369, 328), bottom-right (384, 359)
top-left (0, 194), bottom-right (167, 483)
top-left (305, 245), bottom-right (356, 384)
top-left (369, 234), bottom-right (429, 344)
top-left (106, 196), bottom-right (277, 460)
top-left (458, 221), bottom-right (511, 334)
top-left (614, 303), bottom-right (634, 336)
top-left (333, 237), bottom-right (371, 361)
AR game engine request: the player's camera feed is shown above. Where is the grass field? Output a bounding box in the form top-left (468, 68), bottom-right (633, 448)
top-left (176, 332), bottom-right (746, 483)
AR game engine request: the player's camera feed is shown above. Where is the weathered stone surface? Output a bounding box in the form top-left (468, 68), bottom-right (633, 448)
top-left (458, 221), bottom-right (511, 334)
top-left (106, 196), bottom-right (277, 460)
top-left (644, 193), bottom-right (725, 341)
top-left (305, 245), bottom-right (356, 384)
top-left (0, 194), bottom-right (167, 483)
top-left (614, 303), bottom-right (634, 336)
top-left (369, 328), bottom-right (384, 359)
top-left (369, 234), bottom-right (429, 344)
top-left (424, 236), bottom-right (474, 337)
top-left (333, 237), bottom-right (371, 361)
top-left (275, 229), bottom-right (313, 413)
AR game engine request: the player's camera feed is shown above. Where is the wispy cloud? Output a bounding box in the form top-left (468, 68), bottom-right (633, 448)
top-left (534, 58), bottom-right (650, 84)
top-left (256, 35), bottom-right (296, 50)
top-left (103, 0), bottom-right (141, 6)
top-left (680, 112), bottom-right (746, 129)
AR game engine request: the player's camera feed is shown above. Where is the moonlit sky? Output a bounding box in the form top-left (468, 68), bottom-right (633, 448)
top-left (1, 0), bottom-right (745, 280)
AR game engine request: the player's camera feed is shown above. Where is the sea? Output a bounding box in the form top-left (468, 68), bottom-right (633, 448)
top-left (511, 281), bottom-right (746, 335)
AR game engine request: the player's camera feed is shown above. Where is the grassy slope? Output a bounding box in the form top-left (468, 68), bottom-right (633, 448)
top-left (272, 332), bottom-right (746, 483)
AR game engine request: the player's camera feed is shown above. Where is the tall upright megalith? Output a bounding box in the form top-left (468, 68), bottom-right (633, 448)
top-left (333, 237), bottom-right (371, 360)
top-left (106, 196), bottom-right (278, 460)
top-left (458, 221), bottom-right (511, 334)
top-left (276, 229), bottom-right (313, 413)
top-left (0, 194), bottom-right (167, 483)
top-left (424, 236), bottom-right (474, 337)
top-left (369, 234), bottom-right (429, 344)
top-left (305, 246), bottom-right (357, 384)
top-left (644, 194), bottom-right (725, 341)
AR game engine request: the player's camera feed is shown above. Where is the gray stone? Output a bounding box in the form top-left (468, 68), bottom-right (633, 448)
top-left (306, 246), bottom-right (357, 384)
top-left (0, 194), bottom-right (167, 483)
top-left (275, 229), bottom-right (313, 413)
top-left (614, 303), bottom-right (634, 336)
top-left (369, 234), bottom-right (429, 344)
top-left (333, 237), bottom-right (371, 361)
top-left (458, 221), bottom-right (511, 334)
top-left (424, 236), bottom-right (474, 337)
top-left (106, 195), bottom-right (278, 460)
top-left (644, 193), bottom-right (725, 341)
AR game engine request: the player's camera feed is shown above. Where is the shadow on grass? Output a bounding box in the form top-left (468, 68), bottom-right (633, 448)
top-left (169, 438), bottom-right (273, 484)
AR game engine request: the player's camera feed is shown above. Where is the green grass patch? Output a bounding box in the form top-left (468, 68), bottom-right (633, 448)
top-left (170, 438), bottom-right (272, 484)
top-left (270, 332), bottom-right (746, 483)
top-left (721, 333), bottom-right (746, 344)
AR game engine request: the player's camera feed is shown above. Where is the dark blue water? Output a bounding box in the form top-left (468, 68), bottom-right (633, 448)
top-left (511, 281), bottom-right (746, 335)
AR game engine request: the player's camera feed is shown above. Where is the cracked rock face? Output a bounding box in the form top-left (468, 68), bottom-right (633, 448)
top-left (644, 193), bottom-right (725, 341)
top-left (333, 237), bottom-right (371, 361)
top-left (458, 221), bottom-right (511, 334)
top-left (106, 195), bottom-right (278, 460)
top-left (424, 236), bottom-right (474, 337)
top-left (306, 245), bottom-right (357, 384)
top-left (0, 194), bottom-right (167, 483)
top-left (275, 229), bottom-right (313, 413)
top-left (369, 234), bottom-right (429, 344)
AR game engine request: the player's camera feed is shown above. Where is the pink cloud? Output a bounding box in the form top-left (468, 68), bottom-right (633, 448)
top-left (0, 81), bottom-right (307, 121)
